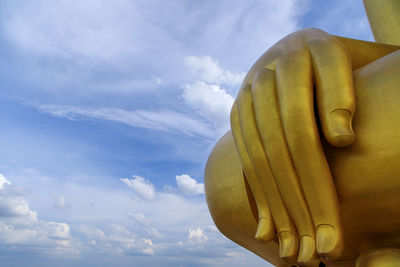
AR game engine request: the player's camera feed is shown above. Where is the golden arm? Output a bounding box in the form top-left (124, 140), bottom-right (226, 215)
top-left (363, 0), bottom-right (400, 46)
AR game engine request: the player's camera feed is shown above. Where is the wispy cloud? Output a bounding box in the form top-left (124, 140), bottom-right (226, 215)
top-left (33, 104), bottom-right (215, 139)
top-left (128, 212), bottom-right (151, 226)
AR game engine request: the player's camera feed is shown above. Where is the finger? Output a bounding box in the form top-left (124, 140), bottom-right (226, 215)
top-left (308, 35), bottom-right (355, 147)
top-left (252, 68), bottom-right (318, 265)
top-left (230, 102), bottom-right (275, 242)
top-left (276, 48), bottom-right (344, 260)
top-left (236, 85), bottom-right (299, 263)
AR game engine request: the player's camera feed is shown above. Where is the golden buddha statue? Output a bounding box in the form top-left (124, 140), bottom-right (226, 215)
top-left (204, 1), bottom-right (400, 266)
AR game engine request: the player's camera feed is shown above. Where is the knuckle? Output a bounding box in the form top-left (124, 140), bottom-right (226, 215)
top-left (277, 52), bottom-right (311, 74)
top-left (307, 37), bottom-right (328, 50)
top-left (308, 37), bottom-right (347, 57)
top-left (242, 82), bottom-right (252, 92)
top-left (256, 68), bottom-right (274, 81)
top-left (252, 69), bottom-right (274, 94)
top-left (286, 28), bottom-right (324, 41)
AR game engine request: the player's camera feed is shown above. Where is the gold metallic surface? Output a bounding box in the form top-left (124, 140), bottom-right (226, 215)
top-left (205, 1), bottom-right (400, 266)
top-left (363, 0), bottom-right (400, 45)
top-left (355, 249), bottom-right (400, 266)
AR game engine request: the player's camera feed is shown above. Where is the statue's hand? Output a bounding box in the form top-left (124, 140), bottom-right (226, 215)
top-left (230, 28), bottom-right (355, 265)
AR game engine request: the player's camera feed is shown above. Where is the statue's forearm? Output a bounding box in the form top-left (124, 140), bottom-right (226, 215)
top-left (363, 0), bottom-right (400, 45)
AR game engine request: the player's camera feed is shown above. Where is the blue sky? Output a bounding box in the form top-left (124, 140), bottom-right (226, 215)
top-left (0, 1), bottom-right (372, 266)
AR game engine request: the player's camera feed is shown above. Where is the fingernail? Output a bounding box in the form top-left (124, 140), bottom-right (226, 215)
top-left (329, 109), bottom-right (355, 147)
top-left (316, 225), bottom-right (337, 257)
top-left (297, 235), bottom-right (315, 264)
top-left (279, 231), bottom-right (296, 259)
top-left (255, 217), bottom-right (273, 242)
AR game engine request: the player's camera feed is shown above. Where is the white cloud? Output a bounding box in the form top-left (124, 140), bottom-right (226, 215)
top-left (105, 224), bottom-right (136, 245)
top-left (34, 104), bottom-right (215, 139)
top-left (188, 227), bottom-right (208, 244)
top-left (78, 224), bottom-right (106, 240)
top-left (77, 224), bottom-right (136, 254)
top-left (0, 174), bottom-right (11, 190)
top-left (176, 174), bottom-right (204, 197)
top-left (77, 224), bottom-right (159, 256)
top-left (182, 55), bottom-right (241, 135)
top-left (127, 213), bottom-right (163, 238)
top-left (46, 222), bottom-right (71, 239)
top-left (0, 174), bottom-right (76, 255)
top-left (121, 175), bottom-right (155, 200)
top-left (142, 238), bottom-right (153, 246)
top-left (184, 56), bottom-right (244, 87)
top-left (0, 221), bottom-right (37, 244)
top-left (182, 81), bottom-right (234, 134)
top-left (226, 251), bottom-right (243, 258)
top-left (141, 248), bottom-right (154, 255)
top-left (128, 212), bottom-right (151, 226)
top-left (163, 174), bottom-right (204, 197)
top-left (148, 227), bottom-right (163, 238)
top-left (0, 194), bottom-right (34, 218)
top-left (0, 177), bottom-right (38, 221)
